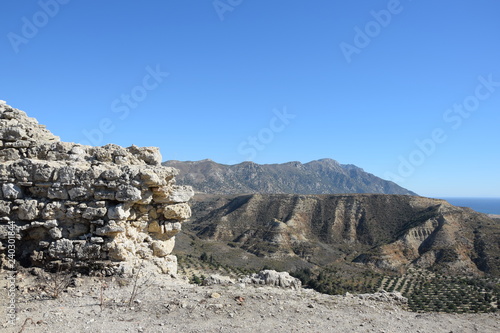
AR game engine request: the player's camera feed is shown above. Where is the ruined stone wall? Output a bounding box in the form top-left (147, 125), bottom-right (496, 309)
top-left (0, 101), bottom-right (193, 274)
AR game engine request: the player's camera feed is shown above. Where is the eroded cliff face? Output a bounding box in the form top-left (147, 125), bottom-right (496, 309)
top-left (188, 194), bottom-right (500, 276)
top-left (0, 101), bottom-right (193, 274)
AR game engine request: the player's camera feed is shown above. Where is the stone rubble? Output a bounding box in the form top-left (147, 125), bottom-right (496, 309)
top-left (203, 270), bottom-right (302, 290)
top-left (239, 270), bottom-right (302, 290)
top-left (203, 274), bottom-right (237, 286)
top-left (0, 102), bottom-right (193, 274)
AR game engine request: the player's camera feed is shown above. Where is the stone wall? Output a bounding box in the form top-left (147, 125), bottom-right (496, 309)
top-left (0, 101), bottom-right (193, 274)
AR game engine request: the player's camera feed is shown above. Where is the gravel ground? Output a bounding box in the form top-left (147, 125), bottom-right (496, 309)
top-left (1, 271), bottom-right (499, 333)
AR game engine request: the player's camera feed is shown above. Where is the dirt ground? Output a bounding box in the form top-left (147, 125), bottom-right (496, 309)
top-left (1, 270), bottom-right (499, 333)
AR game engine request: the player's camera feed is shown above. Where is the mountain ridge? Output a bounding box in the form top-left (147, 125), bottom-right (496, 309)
top-left (163, 158), bottom-right (417, 196)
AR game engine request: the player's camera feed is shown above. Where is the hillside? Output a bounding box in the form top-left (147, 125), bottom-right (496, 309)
top-left (179, 193), bottom-right (500, 277)
top-left (163, 159), bottom-right (417, 195)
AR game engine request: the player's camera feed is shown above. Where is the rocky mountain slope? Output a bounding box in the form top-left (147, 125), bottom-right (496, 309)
top-left (183, 193), bottom-right (500, 277)
top-left (163, 159), bottom-right (416, 195)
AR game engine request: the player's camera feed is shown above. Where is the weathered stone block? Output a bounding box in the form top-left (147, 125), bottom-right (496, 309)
top-left (107, 204), bottom-right (130, 220)
top-left (2, 183), bottom-right (22, 199)
top-left (18, 200), bottom-right (39, 220)
top-left (116, 185), bottom-right (142, 202)
top-left (96, 221), bottom-right (125, 236)
top-left (152, 238), bottom-right (175, 257)
top-left (82, 207), bottom-right (108, 219)
top-left (68, 187), bottom-right (91, 200)
top-left (0, 200), bottom-right (11, 216)
top-left (167, 185), bottom-right (194, 203)
top-left (163, 203), bottom-right (191, 220)
top-left (48, 227), bottom-right (62, 240)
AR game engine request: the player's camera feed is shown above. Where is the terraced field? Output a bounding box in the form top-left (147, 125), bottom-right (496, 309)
top-left (380, 271), bottom-right (500, 313)
top-left (293, 268), bottom-right (500, 313)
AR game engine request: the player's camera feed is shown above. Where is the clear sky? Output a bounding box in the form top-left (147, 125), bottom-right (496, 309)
top-left (1, 1), bottom-right (499, 198)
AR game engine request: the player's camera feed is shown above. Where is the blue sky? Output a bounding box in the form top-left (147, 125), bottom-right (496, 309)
top-left (1, 0), bottom-right (499, 198)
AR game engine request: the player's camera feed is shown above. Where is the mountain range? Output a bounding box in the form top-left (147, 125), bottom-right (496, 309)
top-left (165, 158), bottom-right (499, 278)
top-left (163, 159), bottom-right (416, 195)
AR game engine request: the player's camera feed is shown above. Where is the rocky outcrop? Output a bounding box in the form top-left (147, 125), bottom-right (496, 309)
top-left (202, 274), bottom-right (236, 286)
top-left (239, 270), bottom-right (302, 289)
top-left (0, 101), bottom-right (193, 274)
top-left (202, 270), bottom-right (302, 290)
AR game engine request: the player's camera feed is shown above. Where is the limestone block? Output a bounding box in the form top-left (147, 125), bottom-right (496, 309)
top-left (107, 204), bottom-right (131, 220)
top-left (151, 186), bottom-right (175, 203)
top-left (11, 164), bottom-right (31, 181)
top-left (139, 169), bottom-right (161, 185)
top-left (2, 183), bottom-right (22, 199)
top-left (127, 145), bottom-right (162, 166)
top-left (105, 241), bottom-right (130, 261)
top-left (56, 166), bottom-right (76, 184)
top-left (48, 239), bottom-right (74, 259)
top-left (167, 185), bottom-right (194, 203)
top-left (163, 203), bottom-right (191, 220)
top-left (116, 185), bottom-right (142, 202)
top-left (148, 220), bottom-right (162, 233)
top-left (49, 227), bottom-right (62, 240)
top-left (151, 238), bottom-right (175, 257)
top-left (75, 242), bottom-right (101, 260)
top-left (69, 146), bottom-right (86, 161)
top-left (18, 200), bottom-right (39, 220)
top-left (96, 221), bottom-right (125, 236)
top-left (92, 148), bottom-right (113, 162)
top-left (100, 168), bottom-right (122, 181)
top-left (65, 207), bottom-right (78, 219)
top-left (1, 126), bottom-right (26, 141)
top-left (68, 187), bottom-right (91, 200)
top-left (33, 163), bottom-right (55, 182)
top-left (82, 207), bottom-right (108, 219)
top-left (0, 200), bottom-right (11, 216)
top-left (41, 202), bottom-right (63, 219)
top-left (28, 186), bottom-right (48, 198)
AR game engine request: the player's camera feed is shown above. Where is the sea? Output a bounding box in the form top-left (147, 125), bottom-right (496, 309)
top-left (439, 197), bottom-right (500, 215)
